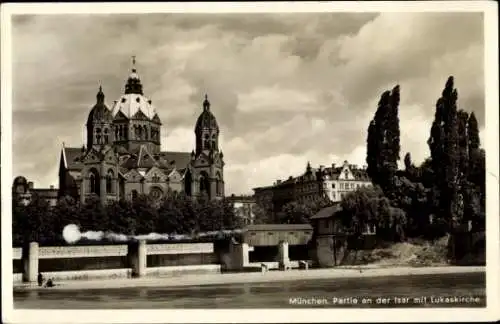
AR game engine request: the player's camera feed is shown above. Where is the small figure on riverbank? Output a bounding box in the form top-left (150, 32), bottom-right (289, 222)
top-left (45, 278), bottom-right (54, 288)
top-left (37, 272), bottom-right (44, 287)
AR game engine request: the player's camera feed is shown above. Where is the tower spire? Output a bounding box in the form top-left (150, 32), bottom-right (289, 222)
top-left (124, 56), bottom-right (143, 95)
top-left (203, 93), bottom-right (210, 111)
top-left (96, 82), bottom-right (104, 103)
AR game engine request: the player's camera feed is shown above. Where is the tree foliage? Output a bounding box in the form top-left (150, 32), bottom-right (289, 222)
top-left (280, 196), bottom-right (333, 224)
top-left (366, 85), bottom-right (401, 197)
top-left (12, 192), bottom-right (241, 246)
top-left (361, 75), bottom-right (484, 240)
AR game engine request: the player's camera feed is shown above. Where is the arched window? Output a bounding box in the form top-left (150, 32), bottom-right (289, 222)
top-left (106, 169), bottom-right (114, 194)
top-left (184, 170), bottom-right (192, 196)
top-left (143, 125), bottom-right (148, 140)
top-left (149, 186), bottom-right (163, 201)
top-left (115, 127), bottom-right (119, 140)
top-left (199, 172), bottom-right (210, 198)
top-left (344, 169), bottom-right (349, 179)
top-left (131, 190), bottom-right (138, 200)
top-left (215, 172), bottom-right (222, 196)
top-left (89, 168), bottom-right (100, 196)
top-left (211, 134), bottom-right (217, 150)
top-left (104, 128), bottom-right (109, 144)
top-left (204, 134), bottom-right (210, 150)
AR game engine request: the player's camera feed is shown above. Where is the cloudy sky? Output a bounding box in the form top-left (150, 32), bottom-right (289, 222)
top-left (11, 12), bottom-right (484, 195)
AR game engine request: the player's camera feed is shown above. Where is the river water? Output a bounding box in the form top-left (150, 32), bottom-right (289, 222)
top-left (14, 272), bottom-right (485, 309)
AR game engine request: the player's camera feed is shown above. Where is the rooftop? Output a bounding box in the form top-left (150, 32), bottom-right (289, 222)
top-left (244, 224), bottom-right (313, 232)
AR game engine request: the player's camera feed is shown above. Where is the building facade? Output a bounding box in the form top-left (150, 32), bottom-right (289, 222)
top-left (253, 160), bottom-right (372, 215)
top-left (58, 60), bottom-right (225, 204)
top-left (226, 195), bottom-right (257, 225)
top-left (12, 176), bottom-right (58, 207)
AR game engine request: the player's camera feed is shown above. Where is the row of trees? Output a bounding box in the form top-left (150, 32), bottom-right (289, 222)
top-left (275, 76), bottom-right (485, 242)
top-left (13, 192), bottom-right (241, 246)
top-left (357, 76), bottom-right (484, 240)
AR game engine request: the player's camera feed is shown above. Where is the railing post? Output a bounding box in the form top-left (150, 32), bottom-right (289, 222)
top-left (128, 240), bottom-right (147, 278)
top-left (22, 242), bottom-right (39, 283)
top-left (278, 241), bottom-right (290, 271)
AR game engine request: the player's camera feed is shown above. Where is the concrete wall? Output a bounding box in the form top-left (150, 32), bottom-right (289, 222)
top-left (13, 242), bottom-right (219, 283)
top-left (243, 230), bottom-right (312, 246)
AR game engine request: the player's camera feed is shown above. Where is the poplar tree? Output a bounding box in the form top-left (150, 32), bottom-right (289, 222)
top-left (385, 85), bottom-right (401, 196)
top-left (429, 76), bottom-right (460, 225)
top-left (366, 91), bottom-right (391, 187)
top-left (366, 86), bottom-right (401, 197)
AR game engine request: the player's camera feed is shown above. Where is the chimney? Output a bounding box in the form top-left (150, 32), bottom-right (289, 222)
top-left (50, 185), bottom-right (54, 190)
top-left (276, 180), bottom-right (282, 185)
top-left (343, 160), bottom-right (348, 166)
top-left (319, 165), bottom-right (325, 172)
top-left (331, 163), bottom-right (336, 169)
top-left (28, 182), bottom-right (34, 189)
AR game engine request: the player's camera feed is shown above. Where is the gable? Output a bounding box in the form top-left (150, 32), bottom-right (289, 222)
top-left (194, 152), bottom-right (210, 166)
top-left (338, 166), bottom-right (354, 180)
top-left (132, 109), bottom-right (149, 121)
top-left (124, 169), bottom-right (143, 182)
top-left (113, 110), bottom-right (129, 121)
top-left (144, 166), bottom-right (167, 183)
top-left (103, 148), bottom-right (118, 164)
top-left (168, 169), bottom-right (182, 182)
top-left (82, 148), bottom-right (103, 164)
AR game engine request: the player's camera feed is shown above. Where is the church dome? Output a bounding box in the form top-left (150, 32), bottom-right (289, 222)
top-left (111, 59), bottom-right (157, 120)
top-left (13, 176), bottom-right (28, 186)
top-left (195, 95), bottom-right (219, 132)
top-left (87, 86), bottom-right (112, 125)
top-left (111, 93), bottom-right (156, 120)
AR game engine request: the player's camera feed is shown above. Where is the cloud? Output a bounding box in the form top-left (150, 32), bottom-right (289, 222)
top-left (11, 12), bottom-right (485, 194)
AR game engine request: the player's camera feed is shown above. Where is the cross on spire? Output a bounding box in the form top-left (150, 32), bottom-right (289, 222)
top-left (131, 55), bottom-right (137, 73)
top-left (203, 93), bottom-right (210, 111)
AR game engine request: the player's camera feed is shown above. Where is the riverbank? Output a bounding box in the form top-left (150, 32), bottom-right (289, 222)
top-left (14, 265), bottom-right (485, 292)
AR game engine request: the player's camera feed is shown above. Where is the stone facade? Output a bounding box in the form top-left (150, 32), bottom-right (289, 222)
top-left (253, 160), bottom-right (372, 214)
top-left (58, 60), bottom-right (225, 204)
top-left (12, 176), bottom-right (58, 207)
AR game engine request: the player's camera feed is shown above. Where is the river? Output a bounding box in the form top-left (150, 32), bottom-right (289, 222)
top-left (14, 272), bottom-right (485, 309)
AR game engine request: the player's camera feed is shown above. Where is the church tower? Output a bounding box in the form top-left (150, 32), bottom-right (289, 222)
top-left (86, 85), bottom-right (114, 150)
top-left (191, 95), bottom-right (225, 200)
top-left (81, 85), bottom-right (119, 204)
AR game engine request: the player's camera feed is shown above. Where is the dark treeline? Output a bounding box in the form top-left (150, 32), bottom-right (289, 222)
top-left (12, 192), bottom-right (241, 247)
top-left (345, 76), bottom-right (485, 241)
top-left (277, 76), bottom-right (485, 242)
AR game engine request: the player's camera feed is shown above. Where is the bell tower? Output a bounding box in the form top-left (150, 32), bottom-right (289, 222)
top-left (86, 85), bottom-right (114, 150)
top-left (191, 95), bottom-right (224, 200)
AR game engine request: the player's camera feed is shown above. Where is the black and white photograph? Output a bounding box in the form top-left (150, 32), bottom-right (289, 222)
top-left (1, 2), bottom-right (499, 323)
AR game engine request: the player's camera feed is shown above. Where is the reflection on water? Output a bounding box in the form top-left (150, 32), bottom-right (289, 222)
top-left (14, 272), bottom-right (485, 309)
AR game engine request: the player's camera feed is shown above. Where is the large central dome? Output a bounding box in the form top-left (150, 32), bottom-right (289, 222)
top-left (111, 93), bottom-right (156, 119)
top-left (111, 62), bottom-right (157, 120)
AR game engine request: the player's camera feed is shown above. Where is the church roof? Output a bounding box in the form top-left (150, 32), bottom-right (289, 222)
top-left (159, 151), bottom-right (192, 169)
top-left (63, 147), bottom-right (85, 170)
top-left (195, 95), bottom-right (219, 132)
top-left (111, 93), bottom-right (156, 120)
top-left (13, 176), bottom-right (28, 186)
top-left (111, 59), bottom-right (157, 120)
top-left (87, 86), bottom-right (113, 125)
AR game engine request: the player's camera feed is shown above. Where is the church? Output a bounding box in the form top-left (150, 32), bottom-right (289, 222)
top-left (58, 59), bottom-right (225, 204)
